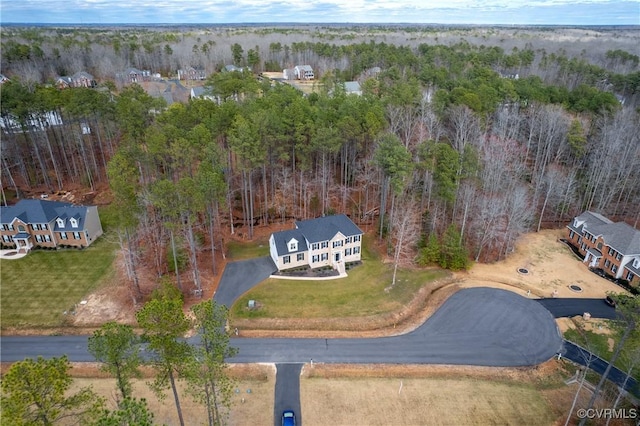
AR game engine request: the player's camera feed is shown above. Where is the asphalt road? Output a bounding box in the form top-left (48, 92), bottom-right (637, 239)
top-left (227, 287), bottom-right (562, 366)
top-left (274, 364), bottom-right (303, 426)
top-left (1, 287), bottom-right (563, 366)
top-left (536, 298), bottom-right (617, 319)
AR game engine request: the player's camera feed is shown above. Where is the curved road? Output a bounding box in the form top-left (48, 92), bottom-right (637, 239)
top-left (0, 256), bottom-right (566, 426)
top-left (1, 287), bottom-right (562, 365)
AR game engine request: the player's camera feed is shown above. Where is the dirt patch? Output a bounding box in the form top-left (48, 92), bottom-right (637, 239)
top-left (459, 229), bottom-right (626, 299)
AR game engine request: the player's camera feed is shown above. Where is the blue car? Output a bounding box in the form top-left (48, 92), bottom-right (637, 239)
top-left (282, 410), bottom-right (295, 426)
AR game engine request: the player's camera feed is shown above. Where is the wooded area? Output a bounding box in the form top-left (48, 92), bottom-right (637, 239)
top-left (1, 25), bottom-right (639, 299)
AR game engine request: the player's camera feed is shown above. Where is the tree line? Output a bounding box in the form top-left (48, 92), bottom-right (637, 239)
top-left (2, 33), bottom-right (639, 299)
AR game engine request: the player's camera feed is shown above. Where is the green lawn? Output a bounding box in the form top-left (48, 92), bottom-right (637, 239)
top-left (1, 208), bottom-right (118, 330)
top-left (226, 237), bottom-right (270, 260)
top-left (563, 327), bottom-right (640, 381)
top-left (231, 237), bottom-right (449, 320)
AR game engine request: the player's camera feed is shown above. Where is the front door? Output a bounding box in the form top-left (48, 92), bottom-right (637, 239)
top-left (335, 252), bottom-right (341, 262)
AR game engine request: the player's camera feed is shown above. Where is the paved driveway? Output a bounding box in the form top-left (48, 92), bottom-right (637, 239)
top-left (274, 364), bottom-right (303, 426)
top-left (536, 298), bottom-right (617, 319)
top-left (213, 256), bottom-right (276, 308)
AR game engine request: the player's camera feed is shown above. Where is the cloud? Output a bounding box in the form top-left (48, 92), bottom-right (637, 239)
top-left (0, 0), bottom-right (638, 24)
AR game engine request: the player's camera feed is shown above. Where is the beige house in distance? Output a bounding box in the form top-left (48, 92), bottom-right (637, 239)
top-left (269, 214), bottom-right (363, 272)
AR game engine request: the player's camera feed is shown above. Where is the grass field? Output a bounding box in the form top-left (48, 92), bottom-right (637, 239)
top-left (300, 376), bottom-right (556, 426)
top-left (67, 364), bottom-right (275, 426)
top-left (0, 207), bottom-right (118, 330)
top-left (226, 237), bottom-right (270, 260)
top-left (230, 237), bottom-right (449, 320)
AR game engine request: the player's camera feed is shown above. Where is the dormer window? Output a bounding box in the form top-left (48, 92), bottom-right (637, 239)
top-left (288, 238), bottom-right (298, 252)
top-left (634, 258), bottom-right (640, 269)
top-left (70, 218), bottom-right (78, 228)
top-left (56, 218), bottom-right (65, 228)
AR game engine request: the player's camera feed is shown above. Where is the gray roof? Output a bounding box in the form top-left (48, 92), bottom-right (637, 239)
top-left (224, 65), bottom-right (249, 73)
top-left (569, 211), bottom-right (640, 255)
top-left (72, 71), bottom-right (94, 80)
top-left (295, 214), bottom-right (362, 244)
top-left (625, 260), bottom-right (640, 277)
top-left (271, 229), bottom-right (308, 257)
top-left (344, 81), bottom-right (361, 93)
top-left (1, 199), bottom-right (89, 231)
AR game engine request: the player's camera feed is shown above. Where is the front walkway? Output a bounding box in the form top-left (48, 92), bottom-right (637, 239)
top-left (0, 249), bottom-right (28, 260)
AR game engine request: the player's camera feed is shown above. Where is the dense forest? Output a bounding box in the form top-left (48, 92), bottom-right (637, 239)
top-left (1, 25), bottom-right (639, 298)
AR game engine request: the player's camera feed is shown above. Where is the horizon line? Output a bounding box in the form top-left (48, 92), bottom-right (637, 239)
top-left (2, 22), bottom-right (639, 27)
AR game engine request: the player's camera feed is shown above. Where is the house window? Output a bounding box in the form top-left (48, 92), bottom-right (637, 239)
top-left (42, 223), bottom-right (47, 230)
top-left (604, 259), bottom-right (611, 268)
top-left (345, 248), bottom-right (352, 256)
top-left (332, 240), bottom-right (343, 248)
top-left (608, 247), bottom-right (614, 256)
top-left (627, 271), bottom-right (634, 281)
top-left (73, 232), bottom-right (81, 240)
top-left (0, 224), bottom-right (4, 231)
top-left (612, 265), bottom-right (618, 274)
top-left (634, 259), bottom-right (640, 269)
top-left (8, 224), bottom-right (14, 231)
top-left (345, 236), bottom-right (352, 244)
top-left (354, 246), bottom-right (360, 254)
top-left (35, 235), bottom-right (42, 242)
top-left (321, 241), bottom-right (328, 249)
top-left (57, 218), bottom-right (64, 228)
top-left (2, 235), bottom-right (9, 242)
top-left (44, 235), bottom-right (51, 242)
top-left (354, 235), bottom-right (361, 242)
top-left (569, 231), bottom-right (574, 239)
top-left (321, 253), bottom-right (328, 261)
top-left (297, 253), bottom-right (304, 261)
top-left (597, 242), bottom-right (602, 250)
top-left (312, 243), bottom-right (319, 250)
top-left (283, 255), bottom-right (291, 264)
top-left (616, 253), bottom-right (622, 261)
top-left (312, 255), bottom-right (319, 263)
top-left (70, 218), bottom-right (78, 228)
top-left (60, 232), bottom-right (67, 240)
top-left (18, 225), bottom-right (25, 232)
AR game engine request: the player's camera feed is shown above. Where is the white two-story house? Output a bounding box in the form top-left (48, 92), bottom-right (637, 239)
top-left (269, 214), bottom-right (363, 272)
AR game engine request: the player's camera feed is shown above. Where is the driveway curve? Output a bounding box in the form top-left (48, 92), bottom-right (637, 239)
top-left (228, 287), bottom-right (562, 366)
top-left (213, 256), bottom-right (276, 307)
top-left (1, 288), bottom-right (562, 367)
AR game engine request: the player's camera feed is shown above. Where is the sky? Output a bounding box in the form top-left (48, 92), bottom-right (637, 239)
top-left (0, 0), bottom-right (638, 25)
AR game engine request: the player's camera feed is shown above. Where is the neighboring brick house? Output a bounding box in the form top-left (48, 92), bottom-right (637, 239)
top-left (177, 66), bottom-right (207, 80)
top-left (0, 199), bottom-right (103, 253)
top-left (269, 214), bottom-right (363, 272)
top-left (116, 68), bottom-right (152, 84)
top-left (566, 211), bottom-right (640, 286)
top-left (56, 72), bottom-right (96, 89)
